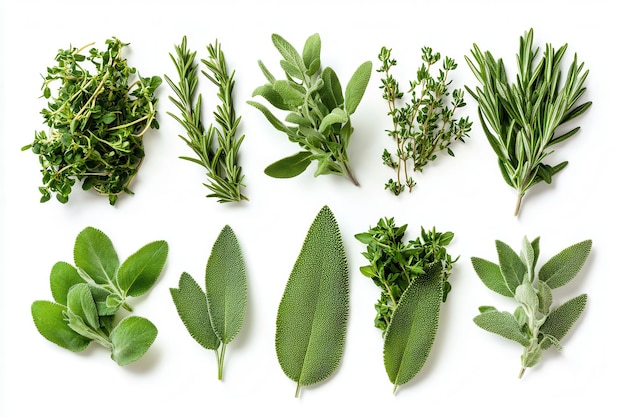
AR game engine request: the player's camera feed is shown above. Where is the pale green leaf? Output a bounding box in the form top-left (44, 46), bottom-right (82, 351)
top-left (271, 34), bottom-right (305, 73)
top-left (537, 280), bottom-right (553, 316)
top-left (540, 293), bottom-right (587, 349)
top-left (274, 80), bottom-right (305, 107)
top-left (302, 33), bottom-right (321, 71)
top-left (66, 283), bottom-right (100, 330)
top-left (471, 257), bottom-right (513, 297)
top-left (205, 225), bottom-right (247, 345)
top-left (247, 100), bottom-right (293, 135)
top-left (275, 206), bottom-right (349, 397)
top-left (264, 152), bottom-right (312, 178)
top-left (383, 264), bottom-right (442, 391)
top-left (496, 240), bottom-right (526, 293)
top-left (252, 84), bottom-right (290, 111)
top-left (473, 310), bottom-right (530, 347)
top-left (170, 272), bottom-right (220, 351)
top-left (344, 61), bottom-right (372, 115)
top-left (538, 240), bottom-right (592, 289)
top-left (74, 227), bottom-right (119, 285)
top-left (31, 300), bottom-right (91, 352)
top-left (514, 281), bottom-right (538, 314)
top-left (318, 108), bottom-right (348, 133)
top-left (50, 261), bottom-right (83, 305)
top-left (117, 240), bottom-right (168, 297)
top-left (110, 316), bottom-right (158, 366)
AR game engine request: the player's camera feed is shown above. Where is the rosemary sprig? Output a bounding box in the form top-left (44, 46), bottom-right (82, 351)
top-left (166, 36), bottom-right (247, 203)
top-left (465, 29), bottom-right (591, 216)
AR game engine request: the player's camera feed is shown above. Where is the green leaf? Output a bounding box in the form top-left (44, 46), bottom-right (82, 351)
top-left (495, 240), bottom-right (527, 293)
top-left (170, 272), bottom-right (220, 350)
top-left (205, 225), bottom-right (247, 345)
top-left (275, 206), bottom-right (349, 397)
top-left (274, 80), bottom-right (305, 107)
top-left (264, 152), bottom-right (312, 178)
top-left (537, 280), bottom-right (553, 316)
top-left (321, 67), bottom-right (344, 108)
top-left (383, 264), bottom-right (442, 392)
top-left (302, 33), bottom-right (321, 71)
top-left (473, 310), bottom-right (530, 347)
top-left (318, 108), bottom-right (348, 133)
top-left (540, 293), bottom-right (587, 349)
top-left (66, 283), bottom-right (100, 330)
top-left (538, 240), bottom-right (592, 289)
top-left (247, 100), bottom-right (293, 135)
top-left (50, 261), bottom-right (84, 305)
top-left (344, 61), bottom-right (372, 115)
top-left (110, 316), bottom-right (158, 366)
top-left (252, 84), bottom-right (290, 111)
top-left (471, 257), bottom-right (513, 297)
top-left (117, 240), bottom-right (168, 297)
top-left (32, 300), bottom-right (91, 352)
top-left (73, 227), bottom-right (119, 285)
top-left (271, 34), bottom-right (305, 73)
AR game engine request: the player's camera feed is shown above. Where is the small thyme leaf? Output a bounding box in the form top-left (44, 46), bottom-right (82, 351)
top-left (165, 36), bottom-right (247, 203)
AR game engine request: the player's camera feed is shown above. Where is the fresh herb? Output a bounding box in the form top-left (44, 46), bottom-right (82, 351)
top-left (356, 219), bottom-right (456, 392)
top-left (170, 225), bottom-right (247, 380)
top-left (31, 227), bottom-right (168, 365)
top-left (465, 29), bottom-right (591, 216)
top-left (166, 37), bottom-right (247, 203)
top-left (471, 236), bottom-right (591, 377)
top-left (275, 206), bottom-right (349, 397)
top-left (23, 38), bottom-right (161, 205)
top-left (248, 33), bottom-right (372, 185)
top-left (378, 46), bottom-right (472, 195)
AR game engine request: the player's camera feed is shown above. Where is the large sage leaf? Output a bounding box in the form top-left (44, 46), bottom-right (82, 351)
top-left (473, 310), bottom-right (530, 347)
top-left (471, 257), bottom-right (513, 297)
top-left (31, 300), bottom-right (91, 352)
top-left (538, 240), bottom-right (592, 289)
top-left (344, 61), bottom-right (372, 115)
top-left (117, 240), bottom-right (169, 297)
top-left (110, 316), bottom-right (158, 366)
top-left (74, 226), bottom-right (119, 285)
top-left (539, 293), bottom-right (587, 349)
top-left (50, 261), bottom-right (83, 305)
top-left (383, 264), bottom-right (442, 392)
top-left (275, 206), bottom-right (349, 397)
top-left (264, 152), bottom-right (312, 178)
top-left (495, 240), bottom-right (526, 293)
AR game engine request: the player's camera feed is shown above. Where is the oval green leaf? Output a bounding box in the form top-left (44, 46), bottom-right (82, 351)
top-left (538, 240), bottom-right (592, 289)
top-left (539, 293), bottom-right (587, 349)
top-left (264, 152), bottom-right (312, 178)
top-left (50, 261), bottom-right (84, 305)
top-left (495, 240), bottom-right (526, 294)
top-left (117, 240), bottom-right (168, 297)
top-left (31, 300), bottom-right (91, 352)
top-left (344, 61), bottom-right (372, 115)
top-left (110, 316), bottom-right (158, 366)
top-left (275, 206), bottom-right (349, 397)
top-left (66, 283), bottom-right (100, 330)
top-left (74, 227), bottom-right (119, 285)
top-left (473, 310), bottom-right (530, 347)
top-left (318, 108), bottom-right (348, 133)
top-left (471, 257), bottom-right (513, 297)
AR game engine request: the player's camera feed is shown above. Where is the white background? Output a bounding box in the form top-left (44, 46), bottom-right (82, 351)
top-left (0, 1), bottom-right (622, 415)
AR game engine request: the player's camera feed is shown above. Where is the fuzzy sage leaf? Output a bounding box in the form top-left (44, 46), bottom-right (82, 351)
top-left (275, 206), bottom-right (349, 397)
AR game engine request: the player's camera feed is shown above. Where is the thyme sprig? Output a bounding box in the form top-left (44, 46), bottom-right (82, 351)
top-left (465, 29), bottom-right (591, 216)
top-left (166, 36), bottom-right (247, 203)
top-left (378, 46), bottom-right (472, 195)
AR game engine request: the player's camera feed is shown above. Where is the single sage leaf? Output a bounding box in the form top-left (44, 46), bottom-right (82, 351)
top-left (74, 227), bottom-right (119, 285)
top-left (275, 205), bottom-right (349, 397)
top-left (537, 280), bottom-right (553, 316)
top-left (471, 257), bottom-right (513, 297)
top-left (539, 293), bottom-right (587, 349)
top-left (271, 33), bottom-right (305, 74)
top-left (31, 300), bottom-right (91, 352)
top-left (205, 225), bottom-right (247, 345)
top-left (252, 84), bottom-right (290, 111)
top-left (321, 67), bottom-right (344, 107)
top-left (473, 310), bottom-right (530, 347)
top-left (117, 240), bottom-right (169, 297)
top-left (514, 281), bottom-right (539, 314)
top-left (170, 272), bottom-right (220, 350)
top-left (495, 240), bottom-right (526, 293)
top-left (264, 152), bottom-right (312, 178)
top-left (247, 100), bottom-right (293, 134)
top-left (302, 33), bottom-right (321, 71)
top-left (110, 316), bottom-right (158, 366)
top-left (344, 61), bottom-right (372, 115)
top-left (318, 108), bottom-right (348, 133)
top-left (66, 283), bottom-right (100, 331)
top-left (50, 261), bottom-right (83, 305)
top-left (383, 264), bottom-right (442, 392)
top-left (273, 80), bottom-right (305, 107)
top-left (538, 240), bottom-right (592, 289)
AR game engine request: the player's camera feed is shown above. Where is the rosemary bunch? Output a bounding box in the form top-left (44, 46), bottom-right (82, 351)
top-left (166, 37), bottom-right (247, 203)
top-left (465, 29), bottom-right (591, 216)
top-left (378, 46), bottom-right (472, 195)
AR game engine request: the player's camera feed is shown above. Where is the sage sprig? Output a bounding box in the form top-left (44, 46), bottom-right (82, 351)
top-left (356, 218), bottom-right (456, 392)
top-left (31, 227), bottom-right (168, 365)
top-left (275, 206), bottom-right (349, 397)
top-left (248, 33), bottom-right (372, 185)
top-left (378, 46), bottom-right (472, 195)
top-left (465, 29), bottom-right (591, 216)
top-left (166, 37), bottom-right (247, 203)
top-left (472, 236), bottom-right (591, 377)
top-left (170, 225), bottom-right (247, 380)
top-left (23, 38), bottom-right (161, 205)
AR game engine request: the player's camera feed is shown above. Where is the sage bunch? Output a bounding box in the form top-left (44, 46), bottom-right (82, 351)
top-left (472, 237), bottom-right (591, 377)
top-left (378, 46), bottom-right (472, 195)
top-left (356, 219), bottom-right (456, 392)
top-left (166, 37), bottom-right (247, 203)
top-left (170, 225), bottom-right (247, 380)
top-left (275, 206), bottom-right (349, 397)
top-left (465, 29), bottom-right (591, 215)
top-left (248, 34), bottom-right (372, 185)
top-left (31, 227), bottom-right (168, 365)
top-left (23, 38), bottom-right (162, 205)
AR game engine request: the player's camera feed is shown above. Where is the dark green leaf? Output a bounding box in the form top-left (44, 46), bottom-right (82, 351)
top-left (539, 240), bottom-right (592, 289)
top-left (540, 293), bottom-right (587, 349)
top-left (264, 152), bottom-right (312, 178)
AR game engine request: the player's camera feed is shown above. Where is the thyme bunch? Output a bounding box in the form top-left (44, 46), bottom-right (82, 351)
top-left (24, 38), bottom-right (162, 204)
top-left (378, 46), bottom-right (471, 195)
top-left (465, 29), bottom-right (591, 215)
top-left (166, 37), bottom-right (247, 203)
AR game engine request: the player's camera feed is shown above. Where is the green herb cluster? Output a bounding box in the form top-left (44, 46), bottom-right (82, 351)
top-left (24, 38), bottom-right (162, 205)
top-left (170, 225), bottom-right (247, 380)
top-left (248, 33), bottom-right (372, 185)
top-left (275, 206), bottom-right (349, 397)
top-left (472, 237), bottom-right (590, 377)
top-left (378, 46), bottom-right (472, 195)
top-left (356, 218), bottom-right (456, 392)
top-left (166, 37), bottom-right (247, 203)
top-left (31, 227), bottom-right (168, 366)
top-left (465, 29), bottom-right (591, 215)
